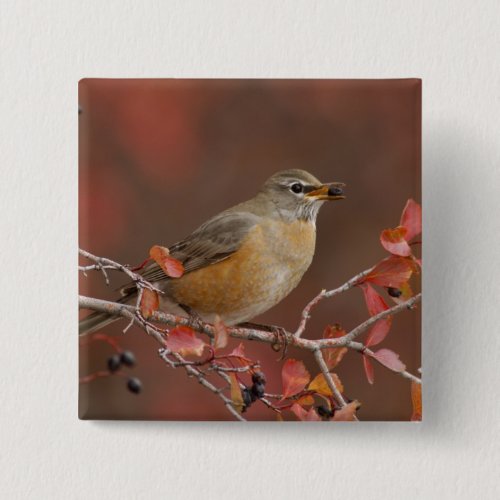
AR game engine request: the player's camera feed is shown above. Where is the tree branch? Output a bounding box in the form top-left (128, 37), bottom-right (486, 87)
top-left (79, 248), bottom-right (422, 420)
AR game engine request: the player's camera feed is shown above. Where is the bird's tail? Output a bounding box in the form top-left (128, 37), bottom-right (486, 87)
top-left (79, 293), bottom-right (136, 336)
top-left (78, 311), bottom-right (121, 336)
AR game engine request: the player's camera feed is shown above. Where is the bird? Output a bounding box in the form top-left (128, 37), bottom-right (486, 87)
top-left (79, 169), bottom-right (345, 336)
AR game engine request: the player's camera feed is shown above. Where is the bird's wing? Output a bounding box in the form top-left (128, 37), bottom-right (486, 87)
top-left (130, 210), bottom-right (261, 287)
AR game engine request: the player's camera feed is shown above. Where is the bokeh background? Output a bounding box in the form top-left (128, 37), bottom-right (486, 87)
top-left (79, 79), bottom-right (421, 420)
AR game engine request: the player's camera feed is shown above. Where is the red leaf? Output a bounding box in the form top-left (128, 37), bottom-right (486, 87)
top-left (149, 245), bottom-right (184, 278)
top-left (228, 342), bottom-right (245, 358)
top-left (226, 342), bottom-right (252, 366)
top-left (139, 288), bottom-right (159, 319)
top-left (290, 403), bottom-right (321, 421)
top-left (213, 315), bottom-right (228, 350)
top-left (323, 325), bottom-right (348, 369)
top-left (411, 380), bottom-right (422, 421)
top-left (229, 373), bottom-right (244, 413)
top-left (166, 326), bottom-right (207, 357)
top-left (333, 401), bottom-right (360, 421)
top-left (366, 317), bottom-right (392, 347)
top-left (362, 355), bottom-right (375, 384)
top-left (360, 283), bottom-right (392, 346)
top-left (372, 349), bottom-right (406, 372)
top-left (281, 359), bottom-right (311, 399)
top-left (380, 226), bottom-right (412, 257)
top-left (400, 199), bottom-right (422, 241)
top-left (360, 283), bottom-right (389, 316)
top-left (364, 256), bottom-right (415, 288)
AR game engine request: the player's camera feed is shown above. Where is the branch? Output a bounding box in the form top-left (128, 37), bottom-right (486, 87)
top-left (312, 348), bottom-right (347, 407)
top-left (294, 269), bottom-right (372, 338)
top-left (79, 249), bottom-right (422, 420)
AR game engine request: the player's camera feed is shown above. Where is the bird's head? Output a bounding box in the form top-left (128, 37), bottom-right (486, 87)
top-left (260, 169), bottom-right (345, 222)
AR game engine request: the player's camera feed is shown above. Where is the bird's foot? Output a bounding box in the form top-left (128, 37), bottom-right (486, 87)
top-left (179, 304), bottom-right (204, 333)
top-left (237, 322), bottom-right (290, 360)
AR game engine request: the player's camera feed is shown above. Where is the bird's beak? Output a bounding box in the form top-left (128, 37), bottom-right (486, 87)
top-left (305, 182), bottom-right (346, 201)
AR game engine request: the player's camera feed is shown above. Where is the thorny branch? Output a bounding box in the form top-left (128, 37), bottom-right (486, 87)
top-left (79, 249), bottom-right (421, 420)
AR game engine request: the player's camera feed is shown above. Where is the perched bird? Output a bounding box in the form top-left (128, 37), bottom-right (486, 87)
top-left (79, 169), bottom-right (345, 335)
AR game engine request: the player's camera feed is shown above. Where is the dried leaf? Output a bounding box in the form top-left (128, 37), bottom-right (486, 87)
top-left (364, 256), bottom-right (414, 288)
top-left (166, 326), bottom-right (207, 357)
top-left (229, 373), bottom-right (244, 414)
top-left (213, 315), bottom-right (228, 350)
top-left (333, 401), bottom-right (360, 421)
top-left (139, 288), bottom-right (159, 319)
top-left (308, 373), bottom-right (344, 396)
top-left (323, 325), bottom-right (348, 369)
top-left (372, 348), bottom-right (406, 372)
top-left (380, 226), bottom-right (412, 257)
top-left (400, 199), bottom-right (422, 241)
top-left (411, 380), bottom-right (422, 421)
top-left (281, 359), bottom-right (311, 399)
top-left (149, 245), bottom-right (184, 278)
top-left (362, 355), bottom-right (375, 385)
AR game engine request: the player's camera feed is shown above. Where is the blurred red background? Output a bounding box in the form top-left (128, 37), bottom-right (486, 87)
top-left (79, 78), bottom-right (421, 420)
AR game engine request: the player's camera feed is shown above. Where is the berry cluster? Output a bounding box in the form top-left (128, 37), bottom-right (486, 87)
top-left (242, 371), bottom-right (267, 412)
top-left (106, 350), bottom-right (142, 394)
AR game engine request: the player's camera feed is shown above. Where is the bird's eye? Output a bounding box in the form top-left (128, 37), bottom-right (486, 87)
top-left (290, 183), bottom-right (303, 194)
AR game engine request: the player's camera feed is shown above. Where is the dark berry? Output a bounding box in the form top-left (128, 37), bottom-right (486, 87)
top-left (242, 388), bottom-right (253, 409)
top-left (251, 371), bottom-right (266, 385)
top-left (120, 350), bottom-right (136, 367)
top-left (107, 354), bottom-right (121, 372)
top-left (127, 377), bottom-right (142, 394)
top-left (387, 287), bottom-right (402, 298)
top-left (251, 382), bottom-right (265, 399)
top-left (316, 405), bottom-right (334, 419)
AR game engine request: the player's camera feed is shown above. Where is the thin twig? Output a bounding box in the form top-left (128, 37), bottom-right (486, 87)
top-left (312, 348), bottom-right (347, 407)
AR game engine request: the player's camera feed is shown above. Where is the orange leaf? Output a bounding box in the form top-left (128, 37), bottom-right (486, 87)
top-left (213, 315), bottom-right (228, 350)
top-left (139, 288), bottom-right (159, 319)
top-left (362, 355), bottom-right (375, 384)
top-left (229, 373), bottom-right (244, 413)
top-left (281, 359), bottom-right (310, 399)
top-left (295, 394), bottom-right (315, 407)
top-left (364, 256), bottom-right (414, 288)
top-left (308, 373), bottom-right (343, 396)
top-left (149, 245), bottom-right (184, 278)
top-left (400, 199), bottom-right (422, 241)
top-left (290, 403), bottom-right (321, 421)
top-left (333, 401), bottom-right (360, 421)
top-left (411, 380), bottom-right (422, 421)
top-left (323, 325), bottom-right (348, 369)
top-left (372, 349), bottom-right (406, 372)
top-left (166, 326), bottom-right (207, 357)
top-left (380, 226), bottom-right (412, 257)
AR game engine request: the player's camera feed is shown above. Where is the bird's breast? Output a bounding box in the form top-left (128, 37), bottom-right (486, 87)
top-left (169, 218), bottom-right (317, 324)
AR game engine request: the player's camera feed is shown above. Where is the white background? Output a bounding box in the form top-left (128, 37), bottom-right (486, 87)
top-left (1, 1), bottom-right (499, 498)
